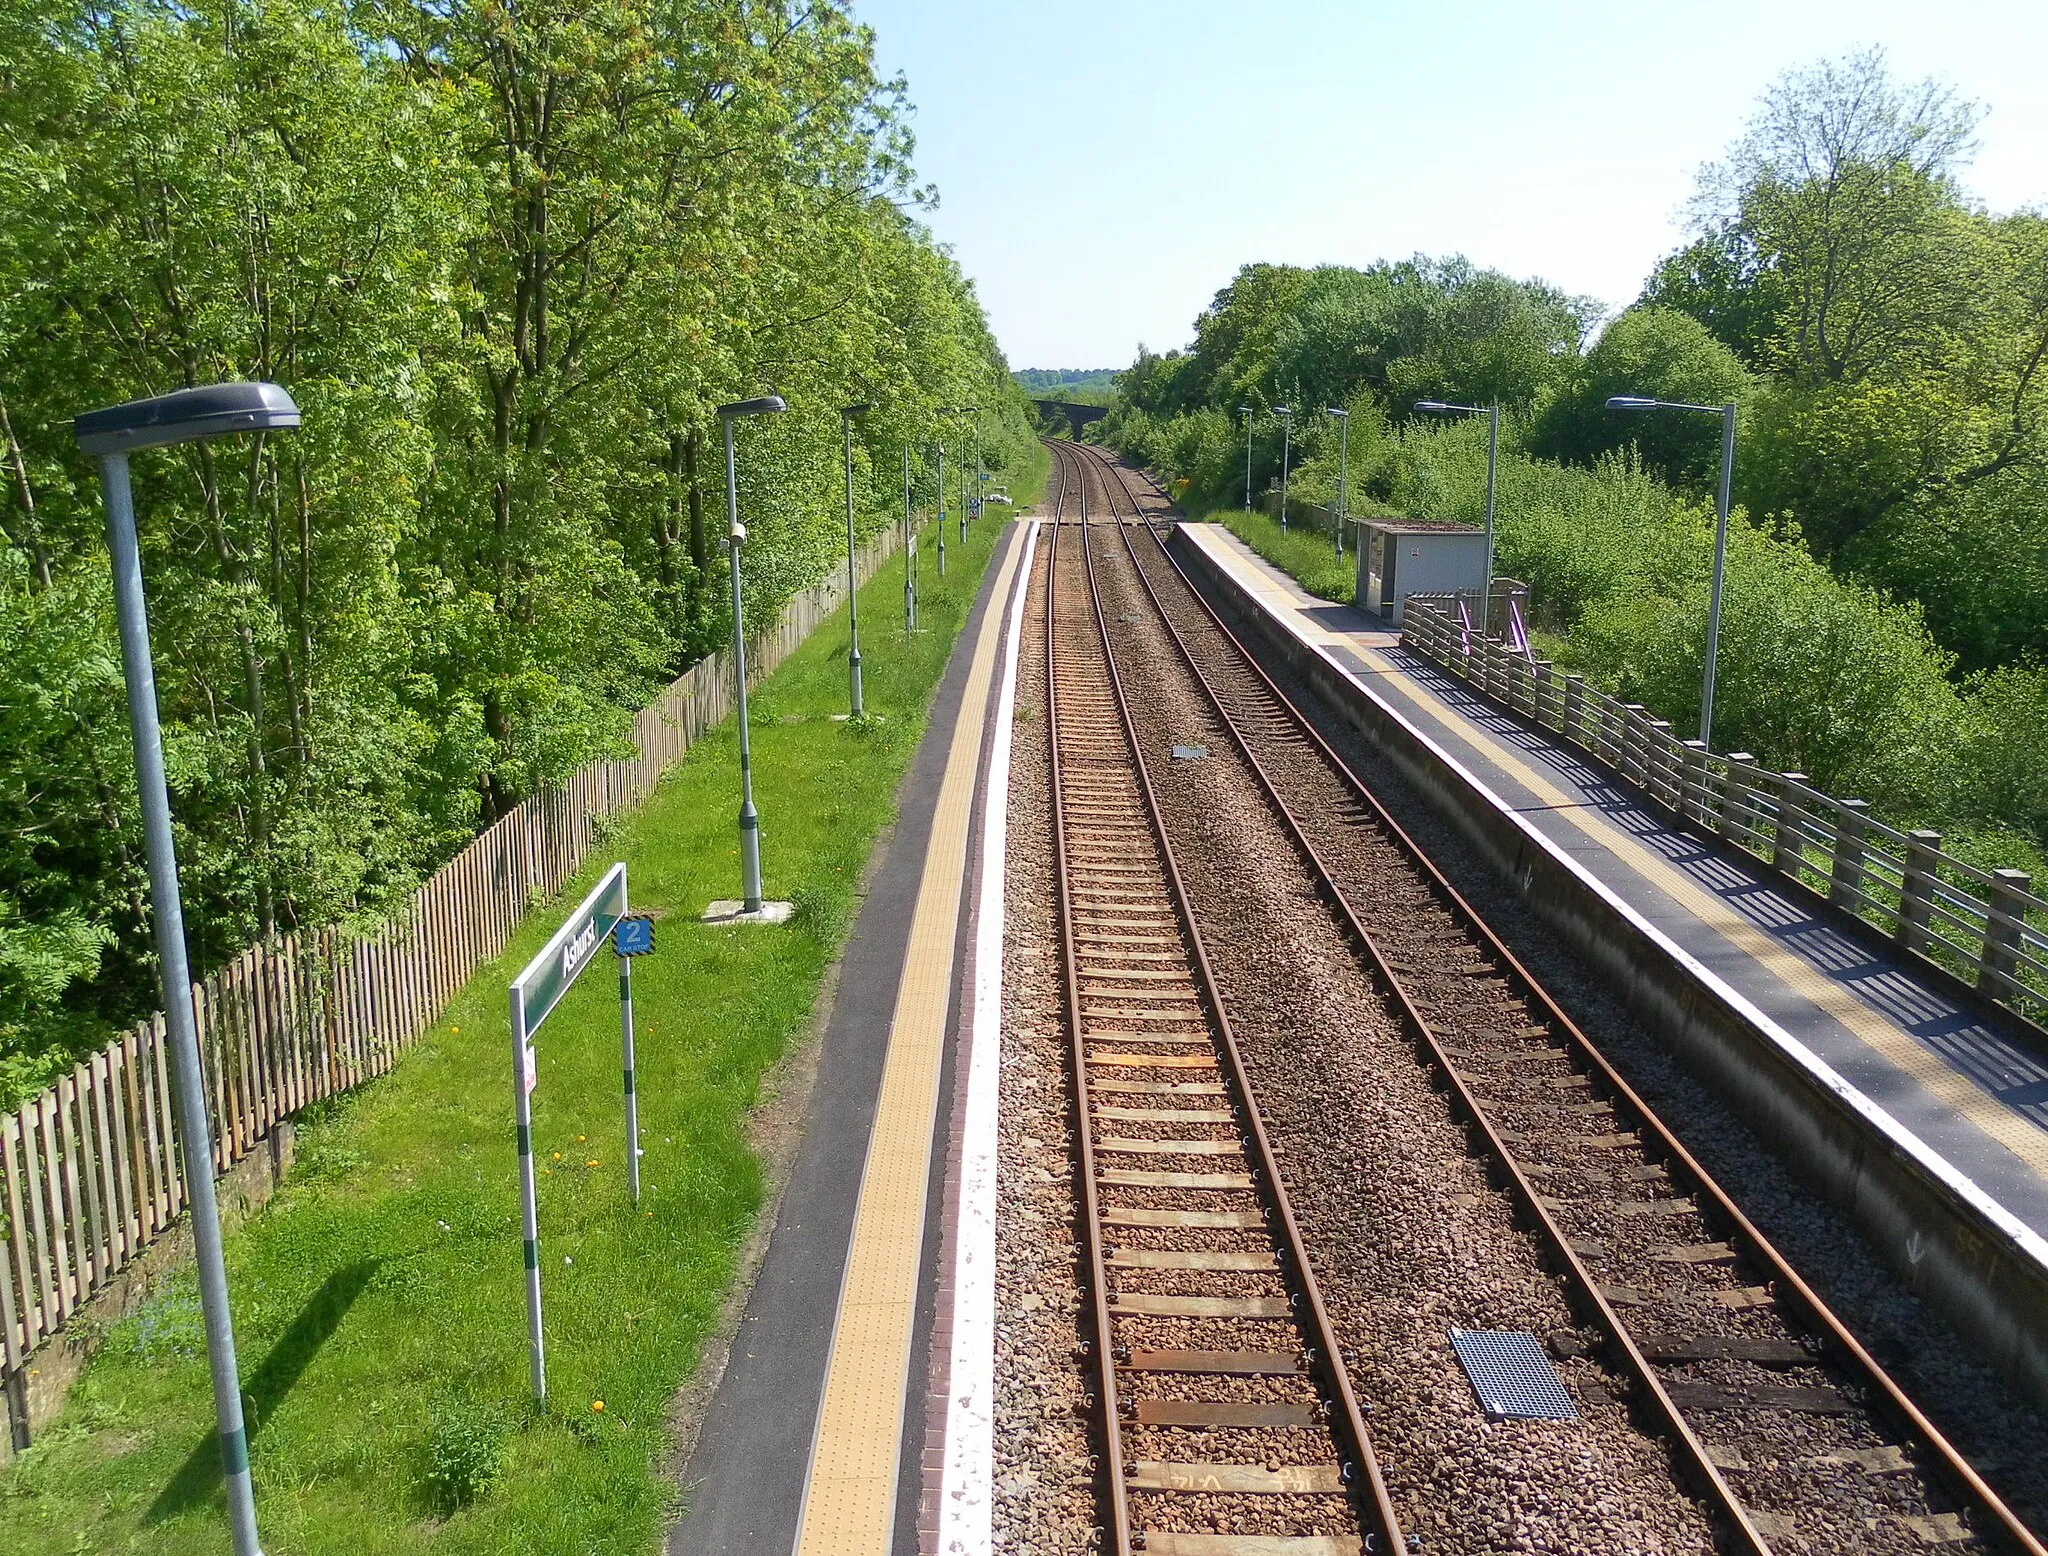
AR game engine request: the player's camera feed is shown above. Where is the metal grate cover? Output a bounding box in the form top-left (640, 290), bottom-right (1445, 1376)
top-left (1449, 1328), bottom-right (1578, 1422)
top-left (1170, 744), bottom-right (1208, 761)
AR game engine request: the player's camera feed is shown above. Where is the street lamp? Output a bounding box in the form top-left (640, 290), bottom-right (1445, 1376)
top-left (955, 405), bottom-right (981, 542)
top-left (1608, 396), bottom-right (1737, 747)
top-left (1324, 407), bottom-right (1348, 561)
top-left (718, 394), bottom-right (787, 913)
top-left (839, 403), bottom-right (872, 719)
top-left (1415, 400), bottom-right (1500, 634)
top-left (75, 380), bottom-right (303, 1556)
top-left (1238, 407), bottom-right (1254, 513)
top-left (1274, 406), bottom-right (1293, 532)
top-left (902, 445), bottom-right (917, 632)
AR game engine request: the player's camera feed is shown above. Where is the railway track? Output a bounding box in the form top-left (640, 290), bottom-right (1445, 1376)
top-left (1044, 437), bottom-right (2047, 1555)
top-left (1046, 454), bottom-right (1405, 1556)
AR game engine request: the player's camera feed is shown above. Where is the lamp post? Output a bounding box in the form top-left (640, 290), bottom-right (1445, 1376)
top-left (719, 394), bottom-right (787, 913)
top-left (1325, 407), bottom-right (1348, 561)
top-left (934, 437), bottom-right (947, 578)
top-left (1608, 396), bottom-right (1737, 747)
top-left (1415, 400), bottom-right (1500, 633)
top-left (956, 405), bottom-right (980, 542)
top-left (902, 445), bottom-right (917, 632)
top-left (75, 381), bottom-right (303, 1556)
top-left (840, 403), bottom-right (872, 718)
top-left (1274, 406), bottom-right (1293, 531)
top-left (1238, 406), bottom-right (1254, 512)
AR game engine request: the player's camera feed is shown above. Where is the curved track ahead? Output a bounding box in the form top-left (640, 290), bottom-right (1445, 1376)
top-left (1043, 437), bottom-right (2047, 1556)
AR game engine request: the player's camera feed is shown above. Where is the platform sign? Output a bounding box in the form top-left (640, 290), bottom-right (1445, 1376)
top-left (507, 862), bottom-right (647, 1409)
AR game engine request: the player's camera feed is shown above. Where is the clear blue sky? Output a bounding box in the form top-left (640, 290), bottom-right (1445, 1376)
top-left (852, 0), bottom-right (2048, 372)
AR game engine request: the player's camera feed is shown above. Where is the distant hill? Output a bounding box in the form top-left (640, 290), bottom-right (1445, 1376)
top-left (1014, 368), bottom-right (1118, 397)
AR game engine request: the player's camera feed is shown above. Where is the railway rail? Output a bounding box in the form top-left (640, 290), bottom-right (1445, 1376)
top-left (1042, 436), bottom-right (2047, 1555)
top-left (1046, 453), bottom-right (1404, 1556)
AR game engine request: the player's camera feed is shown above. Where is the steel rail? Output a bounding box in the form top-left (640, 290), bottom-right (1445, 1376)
top-left (1081, 440), bottom-right (2048, 1556)
top-left (1043, 450), bottom-right (1134, 1554)
top-left (1046, 441), bottom-right (1408, 1556)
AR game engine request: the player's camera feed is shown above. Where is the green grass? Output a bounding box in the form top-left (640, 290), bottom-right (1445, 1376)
top-left (0, 498), bottom-right (1029, 1553)
top-left (1211, 505), bottom-right (1357, 603)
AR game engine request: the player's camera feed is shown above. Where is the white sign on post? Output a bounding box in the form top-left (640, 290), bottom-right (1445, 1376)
top-left (506, 863), bottom-right (637, 1408)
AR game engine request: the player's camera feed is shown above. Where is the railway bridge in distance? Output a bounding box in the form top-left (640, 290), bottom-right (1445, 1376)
top-left (1033, 398), bottom-right (1107, 439)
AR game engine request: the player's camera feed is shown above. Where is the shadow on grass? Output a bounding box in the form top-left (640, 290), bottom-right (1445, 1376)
top-left (148, 1260), bottom-right (380, 1522)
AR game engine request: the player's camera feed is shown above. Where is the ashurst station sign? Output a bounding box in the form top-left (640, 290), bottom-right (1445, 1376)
top-left (507, 863), bottom-right (656, 1406)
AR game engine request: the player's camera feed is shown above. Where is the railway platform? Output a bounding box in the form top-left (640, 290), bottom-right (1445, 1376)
top-left (1173, 522), bottom-right (2048, 1245)
top-left (667, 517), bottom-right (1037, 1556)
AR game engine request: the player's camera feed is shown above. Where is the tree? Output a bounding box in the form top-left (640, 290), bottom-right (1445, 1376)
top-left (1530, 306), bottom-right (1753, 488)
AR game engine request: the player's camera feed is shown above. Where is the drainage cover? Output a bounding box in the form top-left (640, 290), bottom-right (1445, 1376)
top-left (1170, 744), bottom-right (1208, 761)
top-left (1449, 1328), bottom-right (1578, 1421)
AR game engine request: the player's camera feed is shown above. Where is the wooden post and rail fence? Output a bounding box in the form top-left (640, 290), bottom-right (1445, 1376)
top-left (0, 524), bottom-right (907, 1438)
top-left (1398, 593), bottom-right (2048, 1030)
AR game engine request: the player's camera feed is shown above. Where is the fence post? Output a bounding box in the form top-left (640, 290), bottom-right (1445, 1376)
top-left (1561, 673), bottom-right (1584, 748)
top-left (1980, 869), bottom-right (2034, 1003)
top-left (1620, 705), bottom-right (1647, 788)
top-left (1678, 740), bottom-right (1710, 828)
top-left (1645, 718), bottom-right (1675, 808)
top-left (1772, 773), bottom-right (1810, 878)
top-left (1721, 754), bottom-right (1755, 851)
top-left (1896, 830), bottom-right (1944, 956)
top-left (1828, 799), bottom-right (1871, 914)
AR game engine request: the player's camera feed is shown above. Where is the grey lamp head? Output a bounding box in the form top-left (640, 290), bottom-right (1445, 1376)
top-left (1325, 407), bottom-right (1347, 417)
top-left (841, 401), bottom-right (874, 418)
top-left (1606, 396), bottom-right (1659, 411)
top-left (1274, 405), bottom-right (1291, 416)
top-left (75, 382), bottom-right (300, 457)
top-left (1414, 401), bottom-right (1453, 413)
top-left (1237, 406), bottom-right (1253, 414)
top-left (718, 395), bottom-right (787, 419)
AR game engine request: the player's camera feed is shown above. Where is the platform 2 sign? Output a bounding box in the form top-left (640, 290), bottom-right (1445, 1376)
top-left (507, 862), bottom-right (648, 1408)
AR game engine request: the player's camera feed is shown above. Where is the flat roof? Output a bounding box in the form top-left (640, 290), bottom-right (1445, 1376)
top-left (1361, 518), bottom-right (1482, 534)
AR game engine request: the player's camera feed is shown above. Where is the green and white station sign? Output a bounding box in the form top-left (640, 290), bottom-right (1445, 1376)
top-left (507, 862), bottom-right (652, 1407)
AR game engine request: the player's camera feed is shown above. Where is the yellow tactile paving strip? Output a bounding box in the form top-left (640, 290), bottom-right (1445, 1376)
top-left (1186, 525), bottom-right (2048, 1184)
top-left (792, 525), bottom-right (1031, 1556)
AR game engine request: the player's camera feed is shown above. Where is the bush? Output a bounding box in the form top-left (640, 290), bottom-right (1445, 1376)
top-left (422, 1397), bottom-right (511, 1513)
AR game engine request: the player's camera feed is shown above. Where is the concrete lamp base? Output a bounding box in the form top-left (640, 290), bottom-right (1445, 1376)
top-left (702, 900), bottom-right (794, 926)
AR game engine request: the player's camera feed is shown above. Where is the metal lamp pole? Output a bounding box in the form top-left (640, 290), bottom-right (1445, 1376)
top-left (1274, 407), bottom-right (1293, 531)
top-left (934, 438), bottom-right (947, 577)
top-left (1238, 406), bottom-right (1254, 512)
top-left (902, 445), bottom-right (917, 631)
top-left (1325, 407), bottom-right (1348, 560)
top-left (718, 394), bottom-right (787, 912)
top-left (957, 405), bottom-right (980, 543)
top-left (76, 382), bottom-right (304, 1556)
top-left (840, 403), bottom-right (872, 718)
top-left (1609, 396), bottom-right (1737, 746)
top-left (1415, 400), bottom-right (1500, 632)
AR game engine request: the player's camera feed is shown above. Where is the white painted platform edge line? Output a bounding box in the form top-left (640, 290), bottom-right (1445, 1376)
top-left (939, 518), bottom-right (1036, 1555)
top-left (1182, 522), bottom-right (2048, 1274)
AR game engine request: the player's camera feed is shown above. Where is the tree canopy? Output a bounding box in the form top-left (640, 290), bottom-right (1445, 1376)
top-left (0, 0), bottom-right (1034, 1097)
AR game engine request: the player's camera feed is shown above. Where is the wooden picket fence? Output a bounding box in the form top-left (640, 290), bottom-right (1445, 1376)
top-left (0, 525), bottom-right (903, 1409)
top-left (1400, 594), bottom-right (2048, 1027)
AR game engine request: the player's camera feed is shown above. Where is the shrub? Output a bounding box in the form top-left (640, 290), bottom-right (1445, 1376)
top-left (423, 1397), bottom-right (510, 1513)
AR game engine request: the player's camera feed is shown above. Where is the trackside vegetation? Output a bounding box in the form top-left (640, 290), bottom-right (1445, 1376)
top-left (1100, 50), bottom-right (2047, 879)
top-left (0, 0), bottom-right (1040, 1106)
top-left (0, 500), bottom-right (1030, 1553)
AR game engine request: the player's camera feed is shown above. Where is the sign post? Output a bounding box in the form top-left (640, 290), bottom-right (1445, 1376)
top-left (508, 863), bottom-right (653, 1408)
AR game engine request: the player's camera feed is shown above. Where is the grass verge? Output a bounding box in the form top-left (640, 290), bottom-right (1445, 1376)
top-left (0, 503), bottom-right (1024, 1554)
top-left (1212, 505), bottom-right (1356, 603)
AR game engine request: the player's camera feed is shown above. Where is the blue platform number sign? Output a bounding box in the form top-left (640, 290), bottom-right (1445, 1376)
top-left (615, 917), bottom-right (654, 957)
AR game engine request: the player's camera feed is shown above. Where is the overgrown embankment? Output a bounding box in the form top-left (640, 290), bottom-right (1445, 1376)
top-left (0, 505), bottom-right (1025, 1554)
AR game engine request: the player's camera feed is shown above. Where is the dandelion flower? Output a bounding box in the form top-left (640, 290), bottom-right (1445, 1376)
top-left (577, 1135), bottom-right (586, 1144)
top-left (592, 1400), bottom-right (604, 1412)
top-left (450, 1025), bottom-right (460, 1034)
top-left (552, 1152), bottom-right (562, 1161)
top-left (586, 1159), bottom-right (599, 1168)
